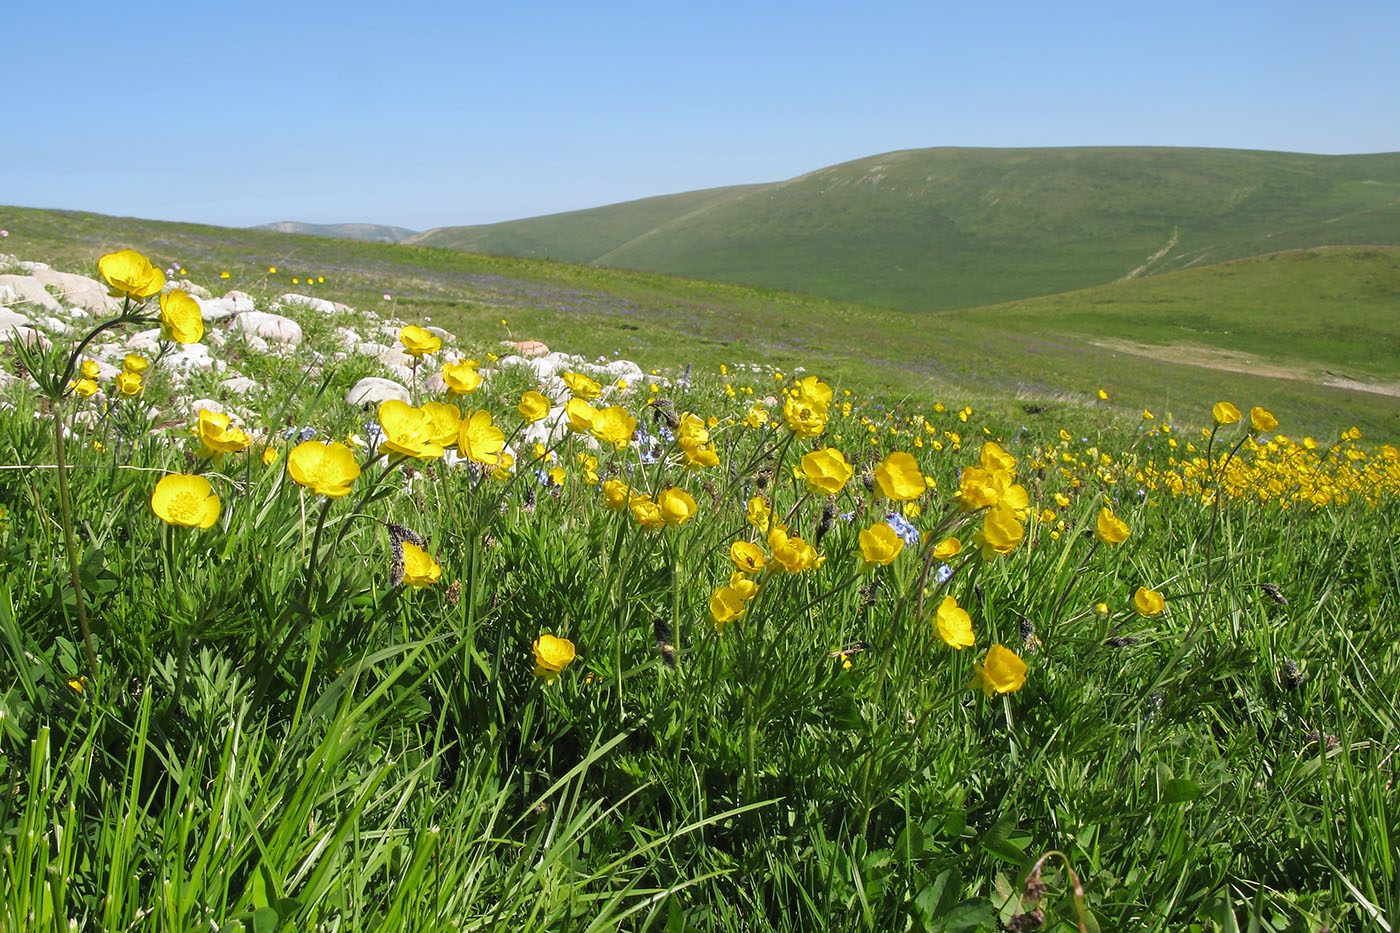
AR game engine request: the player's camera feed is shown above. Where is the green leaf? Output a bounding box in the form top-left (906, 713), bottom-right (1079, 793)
top-left (1161, 778), bottom-right (1202, 804)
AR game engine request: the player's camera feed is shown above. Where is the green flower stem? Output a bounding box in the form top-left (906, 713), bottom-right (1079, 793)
top-left (52, 403), bottom-right (98, 680)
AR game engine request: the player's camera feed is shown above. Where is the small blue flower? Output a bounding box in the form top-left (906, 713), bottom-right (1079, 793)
top-left (884, 511), bottom-right (919, 547)
top-left (838, 511), bottom-right (856, 523)
top-left (935, 564), bottom-right (953, 584)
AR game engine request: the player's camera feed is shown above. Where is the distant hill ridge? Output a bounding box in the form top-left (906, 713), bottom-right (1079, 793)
top-left (405, 146), bottom-right (1400, 311)
top-left (254, 221), bottom-right (416, 243)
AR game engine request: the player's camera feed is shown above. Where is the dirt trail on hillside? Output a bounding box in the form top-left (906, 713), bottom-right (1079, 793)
top-left (1089, 338), bottom-right (1400, 398)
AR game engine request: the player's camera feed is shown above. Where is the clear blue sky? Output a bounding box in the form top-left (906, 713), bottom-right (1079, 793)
top-left (7, 0), bottom-right (1398, 231)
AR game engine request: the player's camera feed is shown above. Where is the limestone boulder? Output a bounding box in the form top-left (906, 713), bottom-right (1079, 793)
top-left (346, 376), bottom-right (410, 407)
top-left (233, 311), bottom-right (302, 346)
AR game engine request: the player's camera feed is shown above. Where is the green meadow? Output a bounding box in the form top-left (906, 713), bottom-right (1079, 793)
top-left (0, 205), bottom-right (1397, 931)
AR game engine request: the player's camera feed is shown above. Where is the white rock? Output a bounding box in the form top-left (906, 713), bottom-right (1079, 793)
top-left (37, 316), bottom-right (70, 335)
top-left (333, 326), bottom-right (362, 349)
top-left (603, 359), bottom-right (644, 381)
top-left (356, 341), bottom-right (389, 357)
top-left (194, 296), bottom-right (239, 322)
top-left (0, 325), bottom-right (52, 351)
top-left (28, 268), bottom-right (120, 314)
top-left (376, 347), bottom-right (414, 369)
top-left (378, 324), bottom-right (405, 343)
top-left (222, 376), bottom-right (259, 395)
top-left (190, 398), bottom-right (225, 417)
top-left (223, 290), bottom-right (257, 313)
top-left (172, 279), bottom-right (212, 299)
top-left (206, 329), bottom-right (226, 347)
top-left (126, 329), bottom-right (163, 354)
top-left (245, 334), bottom-right (269, 354)
top-left (166, 343), bottom-right (218, 373)
top-left (0, 308), bottom-right (30, 331)
top-left (346, 376), bottom-right (410, 407)
top-left (233, 311), bottom-right (302, 346)
top-left (425, 325), bottom-right (455, 344)
top-left (277, 293), bottom-right (337, 315)
top-left (17, 260), bottom-right (51, 271)
top-left (0, 274), bottom-right (63, 313)
top-left (422, 371), bottom-right (448, 395)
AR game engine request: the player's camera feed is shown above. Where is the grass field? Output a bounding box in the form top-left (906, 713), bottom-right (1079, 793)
top-left (5, 206), bottom-right (1400, 440)
top-left (406, 147), bottom-right (1400, 312)
top-left (2, 224), bottom-right (1399, 930)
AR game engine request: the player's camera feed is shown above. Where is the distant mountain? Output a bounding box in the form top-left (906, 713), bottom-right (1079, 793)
top-left (254, 221), bottom-right (416, 243)
top-left (406, 147), bottom-right (1400, 311)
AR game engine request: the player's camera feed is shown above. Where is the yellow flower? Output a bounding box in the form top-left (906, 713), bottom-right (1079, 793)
top-left (220, 271), bottom-right (230, 279)
top-left (709, 586), bottom-right (747, 631)
top-left (1250, 407), bottom-right (1278, 432)
top-left (800, 447), bottom-right (853, 495)
top-left (123, 354), bottom-right (148, 374)
top-left (730, 540), bottom-right (766, 573)
top-left (458, 409), bottom-right (505, 465)
top-left (150, 474), bottom-right (221, 528)
top-left (1212, 401), bottom-right (1242, 426)
top-left (874, 451), bottom-right (924, 500)
top-left (98, 249), bottom-right (165, 300)
top-left (931, 536), bottom-right (962, 560)
top-left (287, 440), bottom-right (361, 497)
top-left (742, 406), bottom-right (769, 429)
top-left (728, 571), bottom-right (759, 601)
top-left (565, 398), bottom-right (597, 433)
top-left (70, 377), bottom-right (99, 398)
top-left (196, 408), bottom-right (251, 455)
top-left (268, 266), bottom-right (277, 274)
top-left (680, 436), bottom-right (721, 468)
top-left (1097, 388), bottom-right (1109, 401)
top-left (935, 595), bottom-right (975, 649)
top-left (442, 359), bottom-right (482, 395)
top-left (1094, 506), bottom-right (1130, 545)
top-left (158, 288), bottom-right (204, 344)
top-left (782, 394), bottom-right (828, 436)
top-left (399, 325), bottom-right (441, 357)
top-left (563, 371), bottom-right (602, 400)
top-left (979, 441), bottom-right (1016, 474)
top-left (591, 405), bottom-right (637, 451)
top-left (421, 401), bottom-right (463, 447)
top-left (1133, 586), bottom-right (1165, 616)
top-left (630, 495), bottom-right (666, 531)
top-left (972, 505), bottom-right (1024, 559)
top-left (858, 522), bottom-right (904, 569)
top-left (518, 390), bottom-right (551, 422)
top-left (971, 644), bottom-right (1027, 696)
top-left (262, 446), bottom-right (279, 466)
top-left (768, 524), bottom-right (821, 573)
top-left (378, 400), bottom-right (445, 459)
top-left (80, 359), bottom-right (100, 379)
top-left (658, 487), bottom-right (697, 526)
top-left (602, 479), bottom-right (632, 509)
top-left (533, 634), bottom-right (576, 681)
top-left (114, 371), bottom-right (142, 396)
top-left (747, 496), bottom-right (771, 531)
top-left (400, 541), bottom-right (442, 587)
top-left (67, 676), bottom-right (87, 694)
top-left (794, 375), bottom-right (833, 409)
top-left (492, 452), bottom-right (515, 480)
top-left (547, 466), bottom-right (566, 486)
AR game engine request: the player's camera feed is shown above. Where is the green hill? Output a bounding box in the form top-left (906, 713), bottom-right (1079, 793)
top-left (3, 205), bottom-right (1398, 437)
top-left (407, 147), bottom-right (1400, 311)
top-left (254, 221), bottom-right (417, 242)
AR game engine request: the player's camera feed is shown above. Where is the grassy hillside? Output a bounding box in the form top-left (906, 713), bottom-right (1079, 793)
top-left (253, 220), bottom-right (417, 242)
top-left (409, 147), bottom-right (1400, 311)
top-left (4, 205), bottom-right (1398, 437)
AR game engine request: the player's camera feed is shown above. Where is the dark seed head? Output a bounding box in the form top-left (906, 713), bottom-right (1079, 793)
top-left (1283, 659), bottom-right (1305, 689)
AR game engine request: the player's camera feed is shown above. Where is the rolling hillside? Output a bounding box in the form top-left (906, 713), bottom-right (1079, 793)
top-left (407, 147), bottom-right (1400, 311)
top-left (3, 206), bottom-right (1398, 436)
top-left (254, 221), bottom-right (417, 242)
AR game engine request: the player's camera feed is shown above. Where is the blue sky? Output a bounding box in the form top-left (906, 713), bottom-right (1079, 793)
top-left (7, 0), bottom-right (1398, 230)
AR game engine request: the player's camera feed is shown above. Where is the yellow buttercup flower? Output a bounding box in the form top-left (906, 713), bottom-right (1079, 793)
top-left (782, 394), bottom-right (828, 436)
top-left (602, 479), bottom-right (631, 510)
top-left (287, 440), bottom-right (360, 497)
top-left (262, 446), bottom-right (279, 466)
top-left (122, 354), bottom-right (148, 374)
top-left (421, 401), bottom-right (462, 447)
top-left (972, 505), bottom-right (1024, 560)
top-left (70, 377), bottom-right (99, 398)
top-left (114, 371), bottom-right (142, 396)
top-left (399, 324), bottom-right (441, 357)
top-left (458, 409), bottom-right (505, 465)
top-left (858, 522), bottom-right (904, 569)
top-left (1212, 402), bottom-right (1242, 426)
top-left (935, 595), bottom-right (975, 649)
top-left (591, 405), bottom-right (636, 451)
top-left (400, 541), bottom-right (442, 588)
top-left (728, 571), bottom-right (758, 601)
top-left (768, 524), bottom-right (821, 574)
top-left (630, 495), bottom-right (665, 531)
top-left (1250, 407), bottom-right (1278, 432)
top-left (972, 644), bottom-right (1027, 696)
top-left (80, 359), bottom-right (100, 379)
top-left (442, 359), bottom-right (482, 395)
top-left (730, 540), bottom-right (766, 573)
top-left (800, 447), bottom-right (853, 495)
top-left (196, 409), bottom-right (251, 455)
top-left (931, 536), bottom-right (962, 560)
top-left (517, 390), bottom-right (551, 422)
top-left (563, 371), bottom-right (602, 400)
top-left (874, 451), bottom-right (924, 501)
top-left (709, 586), bottom-right (746, 631)
top-left (158, 288), bottom-right (204, 344)
top-left (565, 398), bottom-right (597, 433)
top-left (378, 400), bottom-right (445, 459)
top-left (1133, 586), bottom-right (1165, 616)
top-left (1094, 506), bottom-right (1131, 545)
top-left (658, 487), bottom-right (697, 526)
top-left (533, 633), bottom-right (576, 682)
top-left (98, 249), bottom-right (165, 300)
top-left (150, 474), bottom-right (221, 528)
top-left (747, 496), bottom-right (771, 531)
